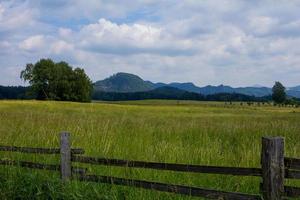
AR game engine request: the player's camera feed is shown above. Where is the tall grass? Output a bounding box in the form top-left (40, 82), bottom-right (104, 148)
top-left (0, 100), bottom-right (299, 199)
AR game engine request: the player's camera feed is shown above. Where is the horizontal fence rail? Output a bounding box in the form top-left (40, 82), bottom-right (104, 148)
top-left (285, 169), bottom-right (300, 179)
top-left (0, 132), bottom-right (299, 200)
top-left (72, 155), bottom-right (262, 177)
top-left (0, 145), bottom-right (84, 154)
top-left (284, 186), bottom-right (300, 198)
top-left (75, 174), bottom-right (262, 200)
top-left (285, 157), bottom-right (300, 170)
top-left (260, 183), bottom-right (300, 199)
top-left (0, 159), bottom-right (60, 171)
top-left (0, 159), bottom-right (87, 174)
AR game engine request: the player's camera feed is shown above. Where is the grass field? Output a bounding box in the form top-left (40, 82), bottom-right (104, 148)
top-left (0, 100), bottom-right (299, 199)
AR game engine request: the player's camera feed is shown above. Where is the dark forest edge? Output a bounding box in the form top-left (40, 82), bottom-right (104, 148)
top-left (0, 86), bottom-right (33, 100)
top-left (2, 85), bottom-right (299, 105)
top-left (92, 86), bottom-right (273, 102)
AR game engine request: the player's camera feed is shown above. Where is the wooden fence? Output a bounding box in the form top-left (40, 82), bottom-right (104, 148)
top-left (0, 132), bottom-right (299, 200)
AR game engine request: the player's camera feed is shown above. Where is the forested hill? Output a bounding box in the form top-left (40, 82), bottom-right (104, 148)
top-left (94, 72), bottom-right (153, 92)
top-left (1, 72), bottom-right (299, 102)
top-left (92, 86), bottom-right (271, 102)
top-left (94, 72), bottom-right (300, 98)
top-left (0, 85), bottom-right (271, 102)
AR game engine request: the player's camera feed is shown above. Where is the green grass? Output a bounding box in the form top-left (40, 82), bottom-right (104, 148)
top-left (0, 100), bottom-right (299, 199)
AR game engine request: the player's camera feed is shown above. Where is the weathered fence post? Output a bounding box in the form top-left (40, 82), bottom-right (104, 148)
top-left (261, 137), bottom-right (285, 200)
top-left (60, 132), bottom-right (71, 181)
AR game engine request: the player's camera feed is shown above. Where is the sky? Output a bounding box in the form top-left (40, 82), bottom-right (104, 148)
top-left (0, 0), bottom-right (300, 87)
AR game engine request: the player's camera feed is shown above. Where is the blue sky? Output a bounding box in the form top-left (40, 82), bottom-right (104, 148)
top-left (1, 0), bottom-right (300, 87)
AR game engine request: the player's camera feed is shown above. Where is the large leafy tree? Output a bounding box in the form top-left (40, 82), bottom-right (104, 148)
top-left (272, 81), bottom-right (286, 104)
top-left (20, 58), bottom-right (92, 102)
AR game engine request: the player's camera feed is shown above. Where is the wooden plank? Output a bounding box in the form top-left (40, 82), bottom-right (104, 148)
top-left (0, 159), bottom-right (87, 174)
top-left (0, 145), bottom-right (84, 154)
top-left (284, 186), bottom-right (300, 198)
top-left (60, 132), bottom-right (71, 181)
top-left (72, 167), bottom-right (87, 175)
top-left (285, 157), bottom-right (300, 170)
top-left (72, 156), bottom-right (262, 177)
top-left (0, 159), bottom-right (59, 171)
top-left (75, 174), bottom-right (262, 200)
top-left (261, 137), bottom-right (285, 200)
top-left (285, 169), bottom-right (300, 179)
top-left (71, 148), bottom-right (85, 154)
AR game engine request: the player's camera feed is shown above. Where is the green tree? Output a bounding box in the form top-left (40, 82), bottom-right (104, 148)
top-left (20, 58), bottom-right (92, 102)
top-left (272, 81), bottom-right (286, 104)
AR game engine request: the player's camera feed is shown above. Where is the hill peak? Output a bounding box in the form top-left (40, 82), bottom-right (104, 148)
top-left (112, 72), bottom-right (140, 78)
top-left (94, 72), bottom-right (154, 92)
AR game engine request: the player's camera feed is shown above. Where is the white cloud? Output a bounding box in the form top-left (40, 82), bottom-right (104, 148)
top-left (0, 1), bottom-right (36, 32)
top-left (50, 40), bottom-right (74, 54)
top-left (0, 4), bottom-right (4, 20)
top-left (58, 28), bottom-right (72, 38)
top-left (80, 18), bottom-right (162, 47)
top-left (19, 35), bottom-right (45, 51)
top-left (249, 16), bottom-right (278, 36)
top-left (18, 34), bottom-right (74, 55)
top-left (77, 18), bottom-right (195, 56)
top-left (1, 0), bottom-right (300, 87)
top-left (0, 41), bottom-right (10, 48)
top-left (26, 0), bottom-right (163, 21)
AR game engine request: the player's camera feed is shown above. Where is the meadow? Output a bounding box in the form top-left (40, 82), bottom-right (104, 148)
top-left (0, 100), bottom-right (299, 199)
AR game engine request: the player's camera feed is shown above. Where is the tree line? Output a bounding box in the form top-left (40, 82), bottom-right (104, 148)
top-left (1, 85), bottom-right (273, 102)
top-left (0, 58), bottom-right (298, 105)
top-left (20, 59), bottom-right (92, 102)
top-left (0, 86), bottom-right (31, 99)
top-left (92, 88), bottom-right (271, 102)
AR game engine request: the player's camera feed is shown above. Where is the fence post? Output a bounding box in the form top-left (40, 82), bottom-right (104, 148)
top-left (261, 137), bottom-right (285, 200)
top-left (60, 132), bottom-right (71, 181)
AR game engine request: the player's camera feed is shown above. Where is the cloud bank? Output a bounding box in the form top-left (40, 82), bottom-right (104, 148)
top-left (0, 0), bottom-right (300, 87)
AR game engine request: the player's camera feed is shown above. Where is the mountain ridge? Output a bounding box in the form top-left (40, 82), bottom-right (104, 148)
top-left (93, 72), bottom-right (300, 98)
top-left (92, 86), bottom-right (270, 102)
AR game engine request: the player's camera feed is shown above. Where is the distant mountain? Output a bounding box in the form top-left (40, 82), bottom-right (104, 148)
top-left (154, 83), bottom-right (273, 97)
top-left (153, 82), bottom-right (167, 88)
top-left (94, 72), bottom-right (153, 92)
top-left (168, 82), bottom-right (201, 93)
top-left (149, 86), bottom-right (187, 96)
top-left (92, 86), bottom-right (269, 102)
top-left (93, 86), bottom-right (203, 101)
top-left (235, 87), bottom-right (272, 97)
top-left (289, 85), bottom-right (300, 91)
top-left (198, 84), bottom-right (235, 95)
top-left (287, 90), bottom-right (300, 98)
top-left (160, 84), bottom-right (272, 97)
top-left (93, 72), bottom-right (300, 98)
